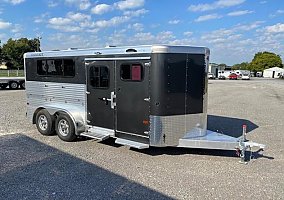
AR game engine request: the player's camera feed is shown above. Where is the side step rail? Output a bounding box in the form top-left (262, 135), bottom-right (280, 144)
top-left (80, 126), bottom-right (114, 141)
top-left (81, 132), bottom-right (110, 141)
top-left (115, 138), bottom-right (149, 149)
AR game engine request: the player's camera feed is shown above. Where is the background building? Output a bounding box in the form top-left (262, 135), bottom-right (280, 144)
top-left (263, 67), bottom-right (284, 78)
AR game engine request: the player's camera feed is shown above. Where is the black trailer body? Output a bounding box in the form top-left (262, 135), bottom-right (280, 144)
top-left (24, 45), bottom-right (213, 148)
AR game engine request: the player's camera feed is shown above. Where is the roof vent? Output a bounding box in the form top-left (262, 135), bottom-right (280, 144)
top-left (105, 45), bottom-right (116, 48)
top-left (126, 48), bottom-right (137, 53)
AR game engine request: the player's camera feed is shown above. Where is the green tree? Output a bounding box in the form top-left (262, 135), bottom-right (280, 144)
top-left (2, 38), bottom-right (40, 69)
top-left (232, 62), bottom-right (250, 70)
top-left (249, 51), bottom-right (283, 72)
top-left (218, 63), bottom-right (227, 68)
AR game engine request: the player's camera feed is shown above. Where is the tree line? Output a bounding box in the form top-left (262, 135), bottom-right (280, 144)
top-left (231, 52), bottom-right (283, 72)
top-left (0, 38), bottom-right (40, 69)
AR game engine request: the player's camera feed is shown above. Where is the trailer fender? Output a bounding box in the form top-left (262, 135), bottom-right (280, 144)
top-left (43, 106), bottom-right (85, 134)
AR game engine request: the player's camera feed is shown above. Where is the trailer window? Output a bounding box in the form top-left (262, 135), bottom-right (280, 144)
top-left (47, 59), bottom-right (63, 76)
top-left (37, 59), bottom-right (75, 77)
top-left (120, 64), bottom-right (142, 81)
top-left (90, 66), bottom-right (109, 88)
top-left (37, 60), bottom-right (47, 75)
top-left (63, 59), bottom-right (75, 76)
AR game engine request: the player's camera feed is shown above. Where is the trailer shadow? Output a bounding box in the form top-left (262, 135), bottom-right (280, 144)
top-left (207, 115), bottom-right (259, 138)
top-left (0, 134), bottom-right (172, 200)
top-left (134, 146), bottom-right (238, 158)
top-left (133, 146), bottom-right (273, 161)
top-left (99, 139), bottom-right (239, 159)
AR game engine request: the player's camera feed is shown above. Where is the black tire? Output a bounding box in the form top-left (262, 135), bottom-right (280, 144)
top-left (0, 83), bottom-right (8, 89)
top-left (35, 109), bottom-right (55, 136)
top-left (20, 81), bottom-right (25, 89)
top-left (55, 113), bottom-right (76, 142)
top-left (9, 81), bottom-right (19, 89)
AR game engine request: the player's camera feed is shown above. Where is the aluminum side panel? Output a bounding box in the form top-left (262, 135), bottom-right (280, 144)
top-left (26, 81), bottom-right (86, 132)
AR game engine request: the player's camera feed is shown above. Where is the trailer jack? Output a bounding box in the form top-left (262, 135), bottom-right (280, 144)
top-left (237, 125), bottom-right (265, 164)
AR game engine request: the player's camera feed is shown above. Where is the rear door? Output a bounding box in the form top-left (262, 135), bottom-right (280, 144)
top-left (86, 60), bottom-right (115, 129)
top-left (115, 59), bottom-right (150, 137)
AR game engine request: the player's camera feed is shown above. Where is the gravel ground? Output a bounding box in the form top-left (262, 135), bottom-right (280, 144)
top-left (0, 78), bottom-right (284, 200)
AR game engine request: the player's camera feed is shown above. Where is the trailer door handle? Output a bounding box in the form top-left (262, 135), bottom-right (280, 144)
top-left (144, 98), bottom-right (150, 102)
top-left (110, 91), bottom-right (116, 109)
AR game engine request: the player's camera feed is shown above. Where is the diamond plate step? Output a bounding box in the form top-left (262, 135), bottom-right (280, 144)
top-left (80, 131), bottom-right (110, 141)
top-left (115, 138), bottom-right (149, 149)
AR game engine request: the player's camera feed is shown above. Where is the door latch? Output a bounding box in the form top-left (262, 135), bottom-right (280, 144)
top-left (144, 97), bottom-right (150, 102)
top-left (110, 91), bottom-right (116, 109)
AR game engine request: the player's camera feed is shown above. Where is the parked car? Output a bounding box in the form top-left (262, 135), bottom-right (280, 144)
top-left (208, 73), bottom-right (216, 79)
top-left (256, 72), bottom-right (262, 77)
top-left (218, 75), bottom-right (226, 80)
top-left (242, 73), bottom-right (250, 80)
top-left (228, 73), bottom-right (238, 80)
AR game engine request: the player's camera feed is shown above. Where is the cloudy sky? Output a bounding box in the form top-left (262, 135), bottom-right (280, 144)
top-left (0, 0), bottom-right (283, 65)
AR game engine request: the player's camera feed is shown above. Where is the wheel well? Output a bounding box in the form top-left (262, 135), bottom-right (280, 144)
top-left (54, 111), bottom-right (77, 133)
top-left (54, 111), bottom-right (68, 118)
top-left (32, 107), bottom-right (46, 124)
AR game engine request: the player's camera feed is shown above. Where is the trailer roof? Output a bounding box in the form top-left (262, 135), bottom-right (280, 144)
top-left (24, 45), bottom-right (210, 59)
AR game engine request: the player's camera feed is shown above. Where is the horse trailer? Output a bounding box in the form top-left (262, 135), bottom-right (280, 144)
top-left (24, 45), bottom-right (264, 163)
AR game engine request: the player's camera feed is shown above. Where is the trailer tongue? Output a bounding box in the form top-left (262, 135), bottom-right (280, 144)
top-left (179, 128), bottom-right (265, 164)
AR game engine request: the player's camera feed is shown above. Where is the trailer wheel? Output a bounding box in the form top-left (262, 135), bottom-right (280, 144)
top-left (55, 113), bottom-right (76, 142)
top-left (20, 81), bottom-right (25, 89)
top-left (36, 109), bottom-right (55, 136)
top-left (0, 83), bottom-right (8, 89)
top-left (9, 81), bottom-right (19, 89)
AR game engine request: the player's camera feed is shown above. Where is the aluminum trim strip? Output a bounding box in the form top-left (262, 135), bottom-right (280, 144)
top-left (116, 130), bottom-right (149, 138)
top-left (85, 57), bottom-right (151, 61)
top-left (151, 45), bottom-right (209, 54)
top-left (24, 46), bottom-right (152, 58)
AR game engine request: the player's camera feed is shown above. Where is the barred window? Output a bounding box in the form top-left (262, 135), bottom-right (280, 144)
top-left (37, 59), bottom-right (75, 77)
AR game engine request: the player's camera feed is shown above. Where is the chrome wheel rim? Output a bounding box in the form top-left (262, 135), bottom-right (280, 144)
top-left (38, 115), bottom-right (48, 131)
top-left (58, 119), bottom-right (69, 136)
